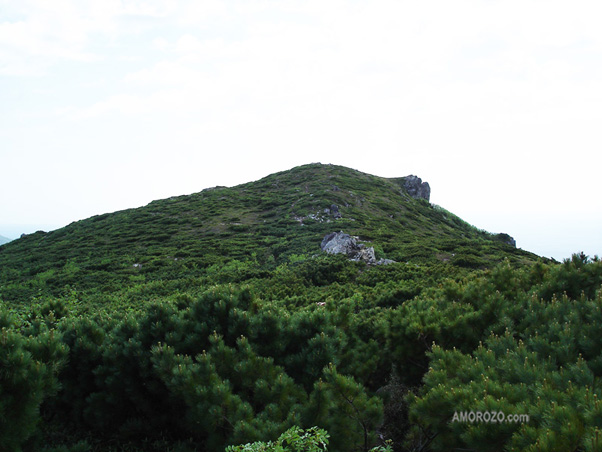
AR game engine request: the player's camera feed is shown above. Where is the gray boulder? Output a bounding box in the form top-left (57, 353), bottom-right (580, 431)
top-left (321, 231), bottom-right (357, 255)
top-left (320, 231), bottom-right (378, 265)
top-left (403, 175), bottom-right (431, 201)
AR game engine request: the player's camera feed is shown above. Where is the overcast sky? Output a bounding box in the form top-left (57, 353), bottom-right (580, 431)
top-left (1, 0), bottom-right (601, 260)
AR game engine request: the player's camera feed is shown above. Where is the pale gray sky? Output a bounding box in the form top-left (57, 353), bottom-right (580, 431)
top-left (1, 0), bottom-right (601, 260)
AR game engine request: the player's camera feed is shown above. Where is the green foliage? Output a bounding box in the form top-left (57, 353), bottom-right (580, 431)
top-left (226, 426), bottom-right (329, 452)
top-left (304, 364), bottom-right (384, 452)
top-left (1, 254), bottom-right (600, 451)
top-left (0, 164), bottom-right (593, 451)
top-left (0, 326), bottom-right (67, 451)
top-left (406, 256), bottom-right (602, 451)
top-left (225, 426), bottom-right (394, 452)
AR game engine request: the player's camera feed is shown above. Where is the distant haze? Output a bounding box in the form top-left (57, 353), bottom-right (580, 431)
top-left (1, 1), bottom-right (601, 261)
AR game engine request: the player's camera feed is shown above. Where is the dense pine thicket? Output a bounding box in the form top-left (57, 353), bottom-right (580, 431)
top-left (2, 255), bottom-right (601, 451)
top-left (1, 164), bottom-right (598, 451)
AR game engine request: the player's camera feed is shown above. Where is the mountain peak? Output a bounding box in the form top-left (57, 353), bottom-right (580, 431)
top-left (0, 163), bottom-right (535, 304)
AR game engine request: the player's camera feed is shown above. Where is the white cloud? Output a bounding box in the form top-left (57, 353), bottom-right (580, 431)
top-left (124, 60), bottom-right (202, 86)
top-left (152, 37), bottom-right (169, 51)
top-left (0, 0), bottom-right (177, 75)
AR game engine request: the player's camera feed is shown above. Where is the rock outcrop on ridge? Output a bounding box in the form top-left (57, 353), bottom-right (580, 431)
top-left (403, 175), bottom-right (431, 201)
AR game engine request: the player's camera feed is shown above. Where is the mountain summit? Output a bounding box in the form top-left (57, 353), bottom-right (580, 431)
top-left (0, 163), bottom-right (535, 304)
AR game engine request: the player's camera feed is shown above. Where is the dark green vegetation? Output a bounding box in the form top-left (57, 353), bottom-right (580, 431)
top-left (0, 164), bottom-right (600, 451)
top-left (0, 164), bottom-right (532, 311)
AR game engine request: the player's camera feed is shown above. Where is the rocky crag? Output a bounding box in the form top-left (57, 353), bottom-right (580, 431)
top-left (403, 175), bottom-right (431, 201)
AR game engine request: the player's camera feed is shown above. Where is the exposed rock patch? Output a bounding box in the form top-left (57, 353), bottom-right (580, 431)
top-left (295, 203), bottom-right (343, 226)
top-left (403, 176), bottom-right (431, 201)
top-left (323, 204), bottom-right (342, 219)
top-left (321, 231), bottom-right (360, 256)
top-left (320, 231), bottom-right (394, 265)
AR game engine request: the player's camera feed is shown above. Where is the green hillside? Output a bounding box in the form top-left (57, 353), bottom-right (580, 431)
top-left (1, 164), bottom-right (601, 452)
top-left (0, 163), bottom-right (533, 309)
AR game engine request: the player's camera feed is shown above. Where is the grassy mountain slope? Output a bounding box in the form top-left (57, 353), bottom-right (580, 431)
top-left (0, 163), bottom-right (536, 307)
